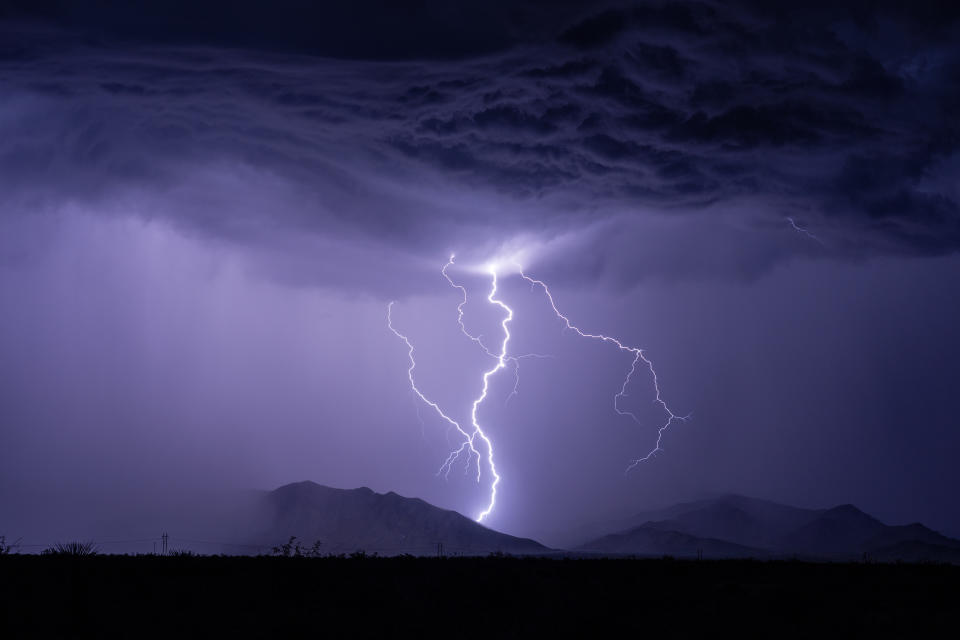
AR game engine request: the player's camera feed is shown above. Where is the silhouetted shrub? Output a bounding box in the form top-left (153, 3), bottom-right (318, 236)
top-left (271, 537), bottom-right (323, 558)
top-left (42, 541), bottom-right (99, 556)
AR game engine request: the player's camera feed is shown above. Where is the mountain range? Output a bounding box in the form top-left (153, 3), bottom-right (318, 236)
top-left (231, 483), bottom-right (959, 562)
top-left (575, 494), bottom-right (960, 562)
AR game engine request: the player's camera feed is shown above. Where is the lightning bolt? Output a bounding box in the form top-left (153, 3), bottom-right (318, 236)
top-left (786, 216), bottom-right (825, 245)
top-left (469, 269), bottom-right (510, 522)
top-left (388, 261), bottom-right (512, 523)
top-left (517, 268), bottom-right (689, 471)
top-left (389, 255), bottom-right (686, 523)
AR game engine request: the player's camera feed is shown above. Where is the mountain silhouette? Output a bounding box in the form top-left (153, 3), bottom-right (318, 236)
top-left (577, 494), bottom-right (960, 561)
top-left (576, 524), bottom-right (767, 558)
top-left (780, 504), bottom-right (887, 554)
top-left (252, 481), bottom-right (549, 556)
top-left (638, 495), bottom-right (821, 549)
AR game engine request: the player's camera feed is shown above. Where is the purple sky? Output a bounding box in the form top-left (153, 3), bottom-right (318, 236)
top-left (1, 1), bottom-right (959, 545)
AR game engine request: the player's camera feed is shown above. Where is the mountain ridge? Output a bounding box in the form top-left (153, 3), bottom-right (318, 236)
top-left (254, 480), bottom-right (549, 556)
top-left (576, 494), bottom-right (960, 562)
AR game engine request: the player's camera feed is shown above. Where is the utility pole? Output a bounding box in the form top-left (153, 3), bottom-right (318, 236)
top-left (161, 532), bottom-right (168, 556)
top-left (437, 542), bottom-right (444, 558)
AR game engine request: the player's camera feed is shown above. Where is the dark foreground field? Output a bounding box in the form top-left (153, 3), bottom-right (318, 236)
top-left (1, 555), bottom-right (957, 637)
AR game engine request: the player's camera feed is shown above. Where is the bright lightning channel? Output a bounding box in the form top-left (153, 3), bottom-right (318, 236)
top-left (517, 267), bottom-right (689, 471)
top-left (388, 260), bottom-right (513, 523)
top-left (468, 269), bottom-right (511, 522)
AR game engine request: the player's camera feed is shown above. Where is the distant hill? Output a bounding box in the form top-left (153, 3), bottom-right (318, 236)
top-left (577, 524), bottom-right (767, 558)
top-left (864, 523), bottom-right (960, 553)
top-left (780, 504), bottom-right (887, 555)
top-left (559, 494), bottom-right (821, 549)
top-left (577, 494), bottom-right (960, 562)
top-left (639, 495), bottom-right (822, 549)
top-left (252, 481), bottom-right (549, 556)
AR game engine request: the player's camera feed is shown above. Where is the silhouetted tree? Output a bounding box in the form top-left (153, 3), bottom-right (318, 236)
top-left (0, 536), bottom-right (21, 555)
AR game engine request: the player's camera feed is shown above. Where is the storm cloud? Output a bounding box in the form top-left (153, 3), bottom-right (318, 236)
top-left (1, 1), bottom-right (958, 292)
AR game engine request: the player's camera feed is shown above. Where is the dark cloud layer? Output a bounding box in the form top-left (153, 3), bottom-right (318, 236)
top-left (0, 0), bottom-right (588, 60)
top-left (1, 1), bottom-right (958, 289)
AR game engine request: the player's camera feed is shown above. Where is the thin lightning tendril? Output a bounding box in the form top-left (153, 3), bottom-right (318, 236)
top-left (518, 268), bottom-right (690, 471)
top-left (387, 302), bottom-right (481, 468)
top-left (442, 255), bottom-right (495, 356)
top-left (786, 216), bottom-right (825, 245)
